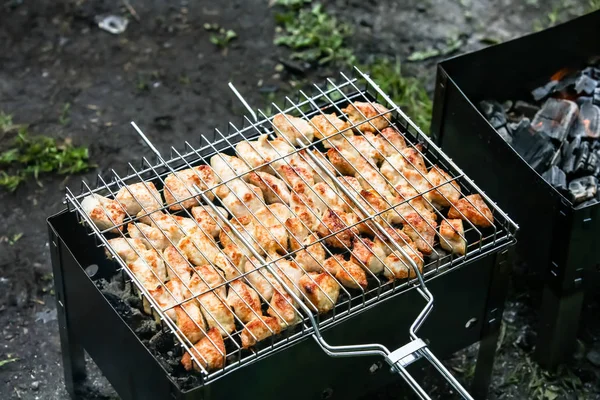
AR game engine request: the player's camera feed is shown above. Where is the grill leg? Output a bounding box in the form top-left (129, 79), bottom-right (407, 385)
top-left (534, 285), bottom-right (584, 369)
top-left (470, 248), bottom-right (511, 399)
top-left (50, 230), bottom-right (87, 399)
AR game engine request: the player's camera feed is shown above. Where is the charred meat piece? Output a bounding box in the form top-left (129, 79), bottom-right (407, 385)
top-left (323, 255), bottom-right (368, 289)
top-left (402, 212), bottom-right (437, 255)
top-left (246, 171), bottom-right (291, 204)
top-left (316, 209), bottom-right (360, 249)
top-left (311, 113), bottom-right (352, 147)
top-left (343, 101), bottom-right (391, 132)
top-left (374, 127), bottom-right (407, 157)
top-left (106, 237), bottom-right (148, 263)
top-left (299, 273), bottom-right (340, 313)
top-left (439, 219), bottom-right (466, 256)
top-left (273, 113), bottom-right (315, 145)
top-left (164, 166), bottom-right (219, 210)
top-left (351, 237), bottom-right (388, 274)
top-left (81, 194), bottom-right (126, 233)
top-left (240, 316), bottom-right (281, 349)
top-left (115, 182), bottom-right (162, 215)
top-left (181, 328), bottom-right (226, 372)
top-left (190, 205), bottom-right (228, 238)
top-left (424, 166), bottom-right (461, 207)
top-left (448, 194), bottom-right (494, 228)
top-left (226, 280), bottom-right (263, 324)
top-left (383, 244), bottom-right (424, 280)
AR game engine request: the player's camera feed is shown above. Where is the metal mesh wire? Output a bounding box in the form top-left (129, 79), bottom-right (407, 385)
top-left (64, 68), bottom-right (518, 386)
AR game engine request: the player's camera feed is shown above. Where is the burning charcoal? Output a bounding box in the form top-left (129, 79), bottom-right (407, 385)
top-left (542, 166), bottom-right (567, 191)
top-left (568, 176), bottom-right (598, 204)
top-left (561, 136), bottom-right (581, 174)
top-left (575, 74), bottom-right (598, 96)
top-left (531, 98), bottom-right (578, 141)
top-left (479, 100), bottom-right (507, 128)
top-left (497, 127), bottom-right (512, 144)
top-left (513, 101), bottom-right (540, 119)
top-left (511, 123), bottom-right (556, 172)
top-left (531, 80), bottom-right (558, 102)
top-left (571, 102), bottom-right (600, 139)
top-left (554, 72), bottom-right (580, 92)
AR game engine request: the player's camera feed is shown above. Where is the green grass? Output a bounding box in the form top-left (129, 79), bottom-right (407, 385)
top-left (365, 58), bottom-right (433, 133)
top-left (209, 29), bottom-right (238, 49)
top-left (59, 102), bottom-right (71, 125)
top-left (589, 0), bottom-right (600, 11)
top-left (0, 120), bottom-right (92, 192)
top-left (274, 3), bottom-right (355, 66)
top-left (270, 0), bottom-right (312, 8)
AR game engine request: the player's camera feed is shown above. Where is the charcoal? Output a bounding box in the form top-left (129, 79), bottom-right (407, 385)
top-left (572, 141), bottom-right (598, 176)
top-left (513, 101), bottom-right (540, 119)
top-left (532, 80), bottom-right (558, 101)
top-left (502, 100), bottom-right (513, 112)
top-left (561, 136), bottom-right (581, 174)
top-left (507, 118), bottom-right (531, 135)
top-left (489, 113), bottom-right (507, 129)
top-left (531, 98), bottom-right (578, 141)
top-left (497, 127), bottom-right (512, 144)
top-left (594, 87), bottom-right (600, 106)
top-left (582, 66), bottom-right (600, 80)
top-left (575, 74), bottom-right (598, 95)
top-left (479, 100), bottom-right (507, 128)
top-left (569, 176), bottom-right (598, 204)
top-left (576, 96), bottom-right (593, 106)
top-left (580, 102), bottom-right (600, 138)
top-left (542, 166), bottom-right (567, 191)
top-left (555, 72), bottom-right (580, 92)
top-left (512, 123), bottom-right (556, 172)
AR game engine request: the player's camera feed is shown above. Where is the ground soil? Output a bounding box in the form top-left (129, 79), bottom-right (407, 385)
top-left (0, 1), bottom-right (598, 399)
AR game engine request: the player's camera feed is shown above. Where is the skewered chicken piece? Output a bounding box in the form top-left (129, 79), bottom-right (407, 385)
top-left (381, 149), bottom-right (427, 186)
top-left (128, 249), bottom-right (167, 288)
top-left (192, 264), bottom-right (227, 299)
top-left (235, 134), bottom-right (294, 173)
top-left (221, 215), bottom-right (269, 256)
top-left (424, 166), bottom-right (461, 207)
top-left (294, 233), bottom-right (325, 273)
top-left (213, 251), bottom-right (243, 281)
top-left (272, 259), bottom-right (305, 295)
top-left (115, 182), bottom-right (162, 215)
top-left (345, 134), bottom-right (381, 165)
top-left (221, 244), bottom-right (248, 271)
top-left (354, 158), bottom-right (393, 199)
top-left (323, 255), bottom-right (368, 289)
top-left (402, 212), bottom-right (438, 255)
top-left (209, 153), bottom-right (250, 182)
top-left (181, 328), bottom-right (226, 372)
top-left (299, 149), bottom-right (337, 187)
top-left (299, 273), bottom-right (340, 313)
top-left (128, 222), bottom-right (171, 251)
top-left (178, 227), bottom-right (220, 266)
top-left (135, 210), bottom-right (190, 243)
top-left (374, 227), bottom-right (414, 254)
top-left (81, 194), bottom-right (126, 233)
top-left (163, 245), bottom-right (194, 283)
top-left (273, 113), bottom-right (315, 145)
top-left (316, 209), bottom-right (360, 249)
top-left (226, 279), bottom-right (263, 324)
top-left (240, 316), bottom-right (281, 349)
top-left (164, 165), bottom-right (219, 210)
top-left (351, 237), bottom-right (388, 274)
top-left (310, 113), bottom-right (351, 147)
top-left (190, 205), bottom-right (228, 238)
top-left (342, 101), bottom-right (391, 133)
top-left (374, 127), bottom-right (407, 157)
top-left (448, 194), bottom-right (494, 228)
top-left (387, 185), bottom-right (436, 225)
top-left (243, 256), bottom-right (278, 301)
top-left (439, 219), bottom-right (466, 256)
top-left (383, 244), bottom-right (424, 280)
top-left (106, 238), bottom-right (148, 263)
top-left (290, 181), bottom-right (328, 218)
top-left (313, 182), bottom-right (347, 213)
top-left (246, 171), bottom-right (291, 204)
top-left (267, 289), bottom-right (299, 328)
top-left (216, 180), bottom-right (265, 219)
top-left (277, 162), bottom-right (315, 188)
top-left (195, 290), bottom-right (235, 337)
top-left (253, 204), bottom-right (291, 253)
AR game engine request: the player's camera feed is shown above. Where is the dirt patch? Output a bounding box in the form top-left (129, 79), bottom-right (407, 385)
top-left (0, 0), bottom-right (598, 399)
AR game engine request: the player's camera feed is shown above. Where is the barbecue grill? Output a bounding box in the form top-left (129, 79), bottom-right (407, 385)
top-left (431, 10), bottom-right (600, 368)
top-left (48, 68), bottom-right (518, 400)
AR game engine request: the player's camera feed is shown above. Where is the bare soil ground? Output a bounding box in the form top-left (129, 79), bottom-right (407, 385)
top-left (0, 1), bottom-right (598, 399)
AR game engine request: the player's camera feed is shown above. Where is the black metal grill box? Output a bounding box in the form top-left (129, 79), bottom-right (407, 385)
top-left (431, 10), bottom-right (600, 369)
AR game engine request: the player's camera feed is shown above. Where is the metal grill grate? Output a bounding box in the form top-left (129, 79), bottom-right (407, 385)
top-left (64, 68), bottom-right (518, 392)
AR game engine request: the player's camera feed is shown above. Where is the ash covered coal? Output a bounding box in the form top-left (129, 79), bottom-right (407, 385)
top-left (94, 275), bottom-right (204, 391)
top-left (479, 59), bottom-right (600, 207)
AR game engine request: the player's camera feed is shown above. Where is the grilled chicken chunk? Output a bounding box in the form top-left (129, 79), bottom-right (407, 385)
top-left (299, 273), bottom-right (340, 313)
top-left (181, 328), bottom-right (226, 372)
top-left (267, 289), bottom-right (299, 328)
top-left (355, 158), bottom-right (393, 199)
top-left (212, 251), bottom-right (243, 281)
top-left (177, 227), bottom-right (220, 266)
top-left (220, 215), bottom-right (268, 256)
top-left (294, 233), bottom-right (326, 273)
top-left (164, 166), bottom-right (219, 210)
top-left (197, 291), bottom-right (235, 337)
top-left (383, 244), bottom-right (424, 280)
top-left (316, 209), bottom-right (359, 249)
top-left (402, 212), bottom-right (438, 255)
top-left (351, 237), bottom-right (387, 274)
top-left (381, 149), bottom-right (427, 186)
top-left (246, 171), bottom-right (291, 204)
top-left (299, 149), bottom-right (337, 186)
top-left (387, 186), bottom-right (436, 225)
top-left (135, 210), bottom-right (189, 243)
top-left (290, 181), bottom-right (328, 218)
top-left (128, 249), bottom-right (167, 287)
top-left (106, 238), bottom-right (148, 263)
top-left (227, 279), bottom-right (263, 324)
top-left (192, 264), bottom-right (226, 299)
top-left (81, 194), bottom-right (126, 233)
top-left (217, 179), bottom-right (265, 219)
top-left (424, 166), bottom-right (461, 207)
top-left (448, 194), bottom-right (494, 228)
top-left (128, 222), bottom-right (171, 251)
top-left (190, 205), bottom-right (228, 238)
top-left (243, 257), bottom-right (278, 301)
top-left (235, 134), bottom-right (294, 172)
top-left (326, 147), bottom-right (356, 176)
top-left (313, 182), bottom-right (346, 213)
top-left (210, 153), bottom-right (250, 182)
top-left (310, 113), bottom-right (351, 147)
top-left (440, 219), bottom-right (466, 256)
top-left (273, 113), bottom-right (315, 145)
top-left (253, 204), bottom-right (291, 253)
top-left (163, 245), bottom-right (194, 283)
top-left (323, 255), bottom-right (368, 289)
top-left (115, 182), bottom-right (162, 215)
top-left (374, 227), bottom-right (414, 255)
top-left (240, 316), bottom-right (281, 349)
top-left (343, 101), bottom-right (391, 133)
top-left (374, 127), bottom-right (407, 157)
